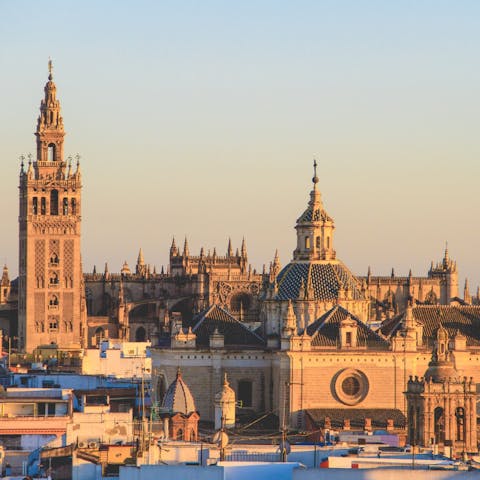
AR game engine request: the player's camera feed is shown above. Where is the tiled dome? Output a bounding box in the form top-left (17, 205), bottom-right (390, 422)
top-left (275, 261), bottom-right (365, 302)
top-left (162, 369), bottom-right (197, 415)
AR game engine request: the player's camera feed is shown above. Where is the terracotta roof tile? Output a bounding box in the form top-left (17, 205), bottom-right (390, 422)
top-left (190, 305), bottom-right (265, 348)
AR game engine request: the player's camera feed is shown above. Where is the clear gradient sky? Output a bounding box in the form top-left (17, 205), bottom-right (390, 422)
top-left (1, 1), bottom-right (479, 291)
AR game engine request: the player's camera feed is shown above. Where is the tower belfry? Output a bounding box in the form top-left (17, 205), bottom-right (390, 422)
top-left (18, 62), bottom-right (85, 352)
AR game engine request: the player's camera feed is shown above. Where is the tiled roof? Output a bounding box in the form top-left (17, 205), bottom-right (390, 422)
top-left (189, 305), bottom-right (265, 348)
top-left (306, 306), bottom-right (389, 349)
top-left (297, 204), bottom-right (333, 223)
top-left (306, 408), bottom-right (406, 428)
top-left (276, 262), bottom-right (365, 301)
top-left (380, 306), bottom-right (480, 347)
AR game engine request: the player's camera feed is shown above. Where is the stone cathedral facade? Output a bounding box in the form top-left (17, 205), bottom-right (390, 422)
top-left (18, 63), bottom-right (86, 352)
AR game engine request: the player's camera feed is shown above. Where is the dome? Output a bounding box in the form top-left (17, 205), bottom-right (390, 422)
top-left (275, 261), bottom-right (365, 302)
top-left (162, 369), bottom-right (197, 415)
top-left (424, 361), bottom-right (460, 383)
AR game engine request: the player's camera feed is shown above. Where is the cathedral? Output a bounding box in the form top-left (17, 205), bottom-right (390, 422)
top-left (3, 64), bottom-right (480, 454)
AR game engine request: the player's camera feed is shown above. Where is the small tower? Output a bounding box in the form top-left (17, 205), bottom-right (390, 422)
top-left (161, 369), bottom-right (199, 441)
top-left (214, 373), bottom-right (236, 430)
top-left (428, 245), bottom-right (458, 303)
top-left (0, 265), bottom-right (11, 304)
top-left (405, 327), bottom-right (477, 454)
top-left (293, 160), bottom-right (335, 261)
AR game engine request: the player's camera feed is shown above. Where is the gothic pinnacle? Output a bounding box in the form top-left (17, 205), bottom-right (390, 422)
top-left (137, 248), bottom-right (145, 265)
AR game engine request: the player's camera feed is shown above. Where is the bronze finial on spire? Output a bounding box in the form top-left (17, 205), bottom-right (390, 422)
top-left (312, 159), bottom-right (319, 185)
top-left (48, 57), bottom-right (53, 80)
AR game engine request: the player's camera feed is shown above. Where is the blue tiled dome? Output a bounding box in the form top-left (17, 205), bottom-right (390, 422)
top-left (276, 261), bottom-right (365, 302)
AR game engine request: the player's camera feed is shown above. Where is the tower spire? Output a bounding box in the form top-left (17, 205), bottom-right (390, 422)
top-left (312, 158), bottom-right (319, 186)
top-left (48, 57), bottom-right (53, 80)
top-left (35, 59), bottom-right (65, 166)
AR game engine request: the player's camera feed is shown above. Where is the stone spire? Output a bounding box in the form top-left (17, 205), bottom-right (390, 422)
top-left (1, 265), bottom-right (10, 287)
top-left (137, 248), bottom-right (145, 265)
top-left (183, 237), bottom-right (189, 257)
top-left (170, 237), bottom-right (178, 257)
top-left (136, 248), bottom-right (146, 276)
top-left (241, 237), bottom-right (247, 259)
top-left (227, 238), bottom-right (233, 257)
top-left (464, 278), bottom-right (471, 304)
top-left (282, 300), bottom-right (297, 336)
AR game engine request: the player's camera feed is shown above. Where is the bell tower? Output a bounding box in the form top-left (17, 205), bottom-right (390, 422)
top-left (18, 61), bottom-right (85, 352)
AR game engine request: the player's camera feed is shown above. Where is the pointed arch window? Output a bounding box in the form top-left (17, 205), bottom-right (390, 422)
top-left (316, 236), bottom-right (321, 249)
top-left (71, 198), bottom-right (77, 215)
top-left (63, 198), bottom-right (68, 215)
top-left (32, 197), bottom-right (38, 215)
top-left (305, 237), bottom-right (310, 250)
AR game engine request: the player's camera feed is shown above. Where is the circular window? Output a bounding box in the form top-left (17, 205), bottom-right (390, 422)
top-left (342, 376), bottom-right (360, 396)
top-left (332, 369), bottom-right (369, 406)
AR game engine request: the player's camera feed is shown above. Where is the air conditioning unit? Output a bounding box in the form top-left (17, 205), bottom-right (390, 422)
top-left (88, 441), bottom-right (99, 449)
top-left (78, 441), bottom-right (88, 449)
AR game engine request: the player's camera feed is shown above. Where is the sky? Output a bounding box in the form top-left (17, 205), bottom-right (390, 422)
top-left (1, 1), bottom-right (479, 292)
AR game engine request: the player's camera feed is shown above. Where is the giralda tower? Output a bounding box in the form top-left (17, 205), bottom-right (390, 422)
top-left (18, 62), bottom-right (85, 352)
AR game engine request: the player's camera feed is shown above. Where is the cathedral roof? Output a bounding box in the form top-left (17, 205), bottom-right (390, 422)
top-left (380, 305), bottom-right (480, 347)
top-left (275, 261), bottom-right (365, 302)
top-left (189, 305), bottom-right (264, 348)
top-left (306, 306), bottom-right (389, 349)
top-left (306, 408), bottom-right (406, 429)
top-left (162, 369), bottom-right (197, 415)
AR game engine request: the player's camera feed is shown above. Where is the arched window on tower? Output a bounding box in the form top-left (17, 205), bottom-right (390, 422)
top-left (48, 143), bottom-right (56, 161)
top-left (32, 197), bottom-right (38, 215)
top-left (327, 237), bottom-right (330, 249)
top-left (41, 197), bottom-right (46, 215)
top-left (71, 198), bottom-right (77, 215)
top-left (305, 237), bottom-right (310, 250)
top-left (316, 236), bottom-right (321, 249)
top-left (50, 190), bottom-right (59, 215)
top-left (63, 198), bottom-right (68, 215)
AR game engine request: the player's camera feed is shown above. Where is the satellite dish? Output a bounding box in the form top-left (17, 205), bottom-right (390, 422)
top-left (212, 430), bottom-right (229, 449)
